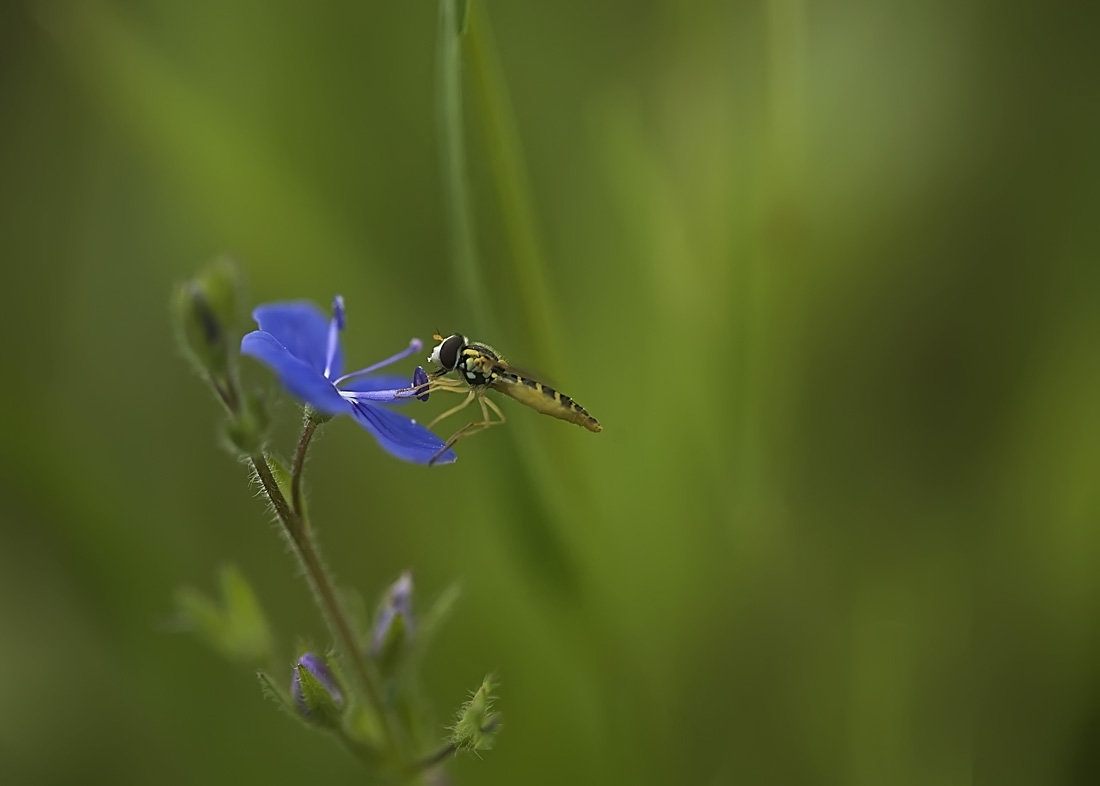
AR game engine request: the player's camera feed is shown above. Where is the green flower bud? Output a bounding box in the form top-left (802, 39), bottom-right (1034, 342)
top-left (370, 572), bottom-right (414, 673)
top-left (450, 675), bottom-right (501, 753)
top-left (173, 257), bottom-right (243, 381)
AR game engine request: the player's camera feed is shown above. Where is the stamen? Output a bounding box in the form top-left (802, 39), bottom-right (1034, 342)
top-left (323, 295), bottom-right (346, 379)
top-left (334, 338), bottom-right (423, 387)
top-left (342, 388), bottom-right (411, 402)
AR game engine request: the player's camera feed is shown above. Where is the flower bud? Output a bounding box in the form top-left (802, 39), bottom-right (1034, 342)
top-left (451, 675), bottom-right (500, 752)
top-left (173, 257), bottom-right (242, 380)
top-left (370, 572), bottom-right (414, 671)
top-left (291, 653), bottom-right (344, 728)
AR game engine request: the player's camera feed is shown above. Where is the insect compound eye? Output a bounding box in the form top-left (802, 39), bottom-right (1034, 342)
top-left (438, 334), bottom-right (464, 370)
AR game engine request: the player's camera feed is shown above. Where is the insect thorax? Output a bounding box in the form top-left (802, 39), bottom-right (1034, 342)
top-left (456, 343), bottom-right (502, 387)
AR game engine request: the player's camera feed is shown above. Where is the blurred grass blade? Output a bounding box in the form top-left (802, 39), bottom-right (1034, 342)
top-left (437, 0), bottom-right (490, 336)
top-left (38, 2), bottom-right (362, 280)
top-left (466, 1), bottom-right (561, 367)
top-left (437, 1), bottom-right (588, 600)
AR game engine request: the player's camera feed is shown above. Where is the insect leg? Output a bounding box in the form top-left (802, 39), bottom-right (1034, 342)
top-left (392, 374), bottom-right (465, 401)
top-left (481, 394), bottom-right (506, 426)
top-left (427, 391), bottom-right (506, 466)
top-left (427, 388), bottom-right (477, 429)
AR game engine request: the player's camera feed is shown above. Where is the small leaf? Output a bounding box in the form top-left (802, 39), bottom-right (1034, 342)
top-left (257, 670), bottom-right (297, 716)
top-left (219, 566), bottom-right (274, 661)
top-left (174, 587), bottom-right (225, 645)
top-left (174, 565), bottom-right (272, 664)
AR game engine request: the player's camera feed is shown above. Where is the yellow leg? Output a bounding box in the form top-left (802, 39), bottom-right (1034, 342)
top-left (427, 388), bottom-right (477, 429)
top-left (482, 395), bottom-right (506, 427)
top-left (428, 390), bottom-right (507, 466)
top-left (395, 375), bottom-right (467, 400)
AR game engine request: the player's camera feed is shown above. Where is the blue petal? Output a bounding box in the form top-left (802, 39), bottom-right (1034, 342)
top-left (241, 331), bottom-right (350, 416)
top-left (347, 400), bottom-right (457, 465)
top-left (252, 301), bottom-right (342, 377)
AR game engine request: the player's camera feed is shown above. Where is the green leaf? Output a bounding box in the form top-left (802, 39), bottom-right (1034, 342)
top-left (257, 670), bottom-right (296, 717)
top-left (174, 565), bottom-right (273, 664)
top-left (219, 566), bottom-right (274, 659)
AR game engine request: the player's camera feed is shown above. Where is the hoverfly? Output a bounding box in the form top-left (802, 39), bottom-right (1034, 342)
top-left (417, 333), bottom-right (601, 465)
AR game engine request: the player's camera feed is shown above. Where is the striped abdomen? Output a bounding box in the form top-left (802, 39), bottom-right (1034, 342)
top-left (492, 371), bottom-right (602, 432)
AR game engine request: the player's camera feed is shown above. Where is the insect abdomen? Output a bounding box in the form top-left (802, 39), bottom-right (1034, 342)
top-left (494, 372), bottom-right (602, 432)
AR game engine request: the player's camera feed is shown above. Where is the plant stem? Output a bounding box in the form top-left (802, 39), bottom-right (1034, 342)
top-left (250, 454), bottom-right (296, 527)
top-left (249, 450), bottom-right (405, 766)
top-left (290, 412), bottom-right (318, 517)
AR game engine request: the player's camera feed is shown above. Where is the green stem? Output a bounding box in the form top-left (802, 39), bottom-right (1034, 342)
top-left (249, 451), bottom-right (404, 765)
top-left (290, 412), bottom-right (318, 517)
top-left (250, 454), bottom-right (296, 528)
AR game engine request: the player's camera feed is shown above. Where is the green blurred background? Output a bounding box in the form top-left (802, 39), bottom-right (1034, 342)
top-left (3, 1), bottom-right (1098, 783)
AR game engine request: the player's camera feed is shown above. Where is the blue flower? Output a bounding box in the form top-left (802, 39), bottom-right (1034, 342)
top-left (240, 296), bottom-right (456, 465)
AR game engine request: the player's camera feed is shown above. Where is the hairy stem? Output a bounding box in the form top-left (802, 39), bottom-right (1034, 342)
top-left (249, 451), bottom-right (404, 764)
top-left (290, 412), bottom-right (318, 517)
top-left (250, 454), bottom-right (296, 528)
